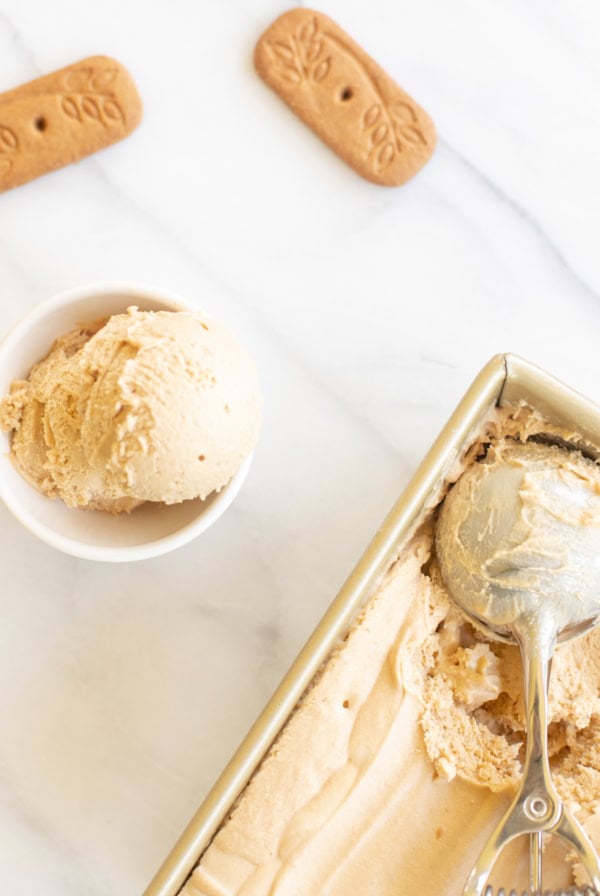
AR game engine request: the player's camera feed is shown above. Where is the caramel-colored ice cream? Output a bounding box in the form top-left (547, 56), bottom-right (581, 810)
top-left (182, 406), bottom-right (600, 895)
top-left (0, 307), bottom-right (260, 512)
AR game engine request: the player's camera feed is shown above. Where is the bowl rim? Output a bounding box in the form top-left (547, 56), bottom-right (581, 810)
top-left (0, 281), bottom-right (255, 562)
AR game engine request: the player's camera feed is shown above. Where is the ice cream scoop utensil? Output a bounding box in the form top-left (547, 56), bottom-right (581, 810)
top-left (435, 442), bottom-right (600, 896)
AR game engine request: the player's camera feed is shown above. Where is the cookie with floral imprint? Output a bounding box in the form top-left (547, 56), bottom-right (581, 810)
top-left (0, 56), bottom-right (142, 194)
top-left (254, 8), bottom-right (436, 187)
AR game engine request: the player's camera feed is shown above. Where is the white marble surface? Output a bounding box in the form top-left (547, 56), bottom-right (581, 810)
top-left (1, 1), bottom-right (600, 892)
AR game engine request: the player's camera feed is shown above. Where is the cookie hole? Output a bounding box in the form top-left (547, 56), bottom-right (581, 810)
top-left (342, 700), bottom-right (350, 709)
top-left (34, 116), bottom-right (47, 132)
top-left (339, 87), bottom-right (354, 102)
top-left (198, 454), bottom-right (206, 462)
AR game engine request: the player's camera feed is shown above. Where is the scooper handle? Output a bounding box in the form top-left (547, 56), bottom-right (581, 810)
top-left (463, 625), bottom-right (600, 896)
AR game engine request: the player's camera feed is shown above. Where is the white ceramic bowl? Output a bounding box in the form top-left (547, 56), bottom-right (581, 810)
top-left (0, 283), bottom-right (253, 562)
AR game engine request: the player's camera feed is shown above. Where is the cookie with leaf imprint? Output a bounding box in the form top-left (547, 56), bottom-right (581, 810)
top-left (0, 56), bottom-right (142, 194)
top-left (254, 8), bottom-right (436, 187)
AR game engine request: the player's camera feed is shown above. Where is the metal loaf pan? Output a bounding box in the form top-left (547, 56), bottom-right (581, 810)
top-left (144, 353), bottom-right (600, 896)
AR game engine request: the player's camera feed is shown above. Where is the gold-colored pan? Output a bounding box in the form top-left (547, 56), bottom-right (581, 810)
top-left (144, 353), bottom-right (600, 896)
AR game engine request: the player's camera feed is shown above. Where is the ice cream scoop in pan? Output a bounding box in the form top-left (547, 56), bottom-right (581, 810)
top-left (436, 441), bottom-right (600, 896)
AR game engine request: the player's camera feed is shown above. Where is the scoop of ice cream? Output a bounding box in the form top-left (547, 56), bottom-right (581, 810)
top-left (0, 307), bottom-right (260, 512)
top-left (435, 441), bottom-right (600, 634)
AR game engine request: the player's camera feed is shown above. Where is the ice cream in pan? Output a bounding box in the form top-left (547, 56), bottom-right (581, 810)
top-left (0, 307), bottom-right (260, 512)
top-left (183, 406), bottom-right (600, 896)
